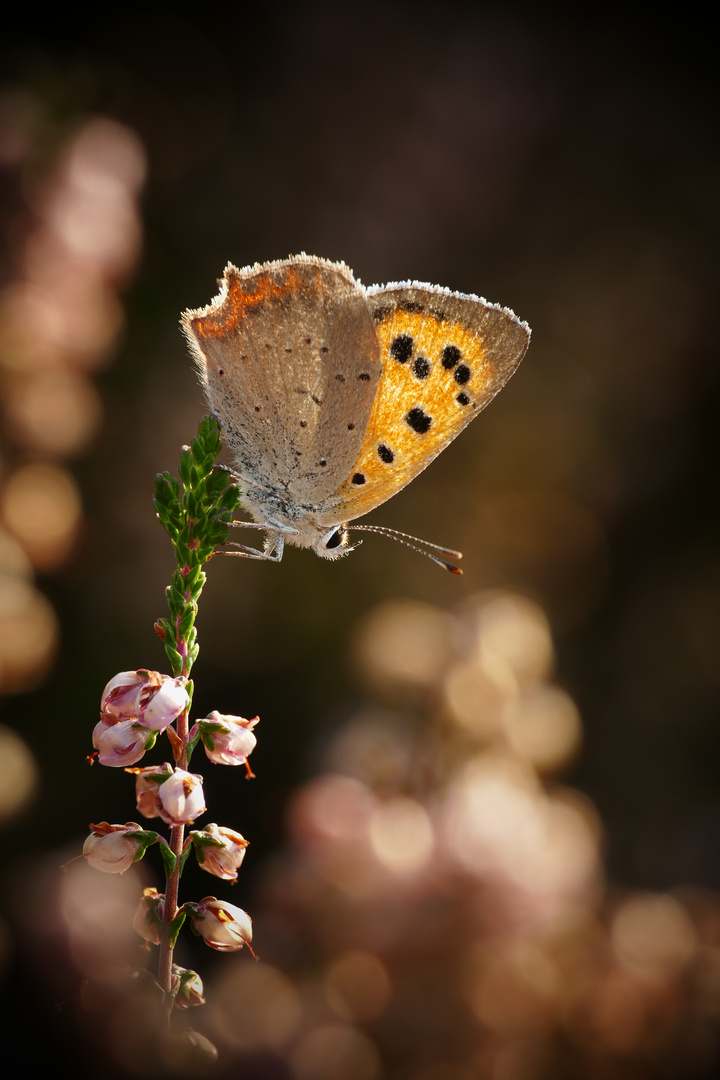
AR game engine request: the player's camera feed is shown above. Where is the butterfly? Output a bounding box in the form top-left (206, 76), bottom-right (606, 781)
top-left (182, 255), bottom-right (530, 573)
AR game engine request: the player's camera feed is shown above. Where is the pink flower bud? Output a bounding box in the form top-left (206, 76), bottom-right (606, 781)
top-left (83, 822), bottom-right (147, 873)
top-left (186, 896), bottom-right (253, 953)
top-left (195, 712), bottom-right (259, 768)
top-left (172, 966), bottom-right (205, 1008)
top-left (100, 670), bottom-right (152, 719)
top-left (100, 670), bottom-right (188, 733)
top-left (93, 719), bottom-right (155, 767)
top-left (141, 677), bottom-right (189, 732)
top-left (155, 769), bottom-right (206, 826)
top-left (133, 886), bottom-right (165, 944)
top-left (190, 823), bottom-right (249, 882)
top-left (126, 763), bottom-right (174, 818)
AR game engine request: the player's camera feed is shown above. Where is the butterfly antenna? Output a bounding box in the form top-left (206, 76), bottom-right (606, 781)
top-left (347, 524), bottom-right (463, 574)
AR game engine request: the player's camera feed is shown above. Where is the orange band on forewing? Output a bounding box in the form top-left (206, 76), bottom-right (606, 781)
top-left (192, 266), bottom-right (312, 339)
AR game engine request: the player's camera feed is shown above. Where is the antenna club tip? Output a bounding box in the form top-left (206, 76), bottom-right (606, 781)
top-left (447, 565), bottom-right (463, 575)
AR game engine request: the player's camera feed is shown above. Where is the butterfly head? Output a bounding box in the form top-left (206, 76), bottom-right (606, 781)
top-left (314, 523), bottom-right (358, 560)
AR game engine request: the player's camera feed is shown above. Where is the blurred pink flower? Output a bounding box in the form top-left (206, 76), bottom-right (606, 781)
top-left (172, 966), bottom-right (206, 1008)
top-left (133, 886), bottom-right (165, 944)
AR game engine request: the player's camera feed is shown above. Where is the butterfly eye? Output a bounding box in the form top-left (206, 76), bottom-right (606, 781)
top-left (325, 525), bottom-right (348, 550)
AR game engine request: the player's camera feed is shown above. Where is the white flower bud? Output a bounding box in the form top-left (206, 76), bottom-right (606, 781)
top-left (141, 677), bottom-right (189, 732)
top-left (186, 896), bottom-right (252, 952)
top-left (155, 769), bottom-right (206, 826)
top-left (191, 823), bottom-right (248, 881)
top-left (197, 712), bottom-right (259, 768)
top-left (133, 886), bottom-right (165, 944)
top-left (127, 763), bottom-right (174, 818)
top-left (83, 822), bottom-right (146, 873)
top-left (93, 719), bottom-right (154, 767)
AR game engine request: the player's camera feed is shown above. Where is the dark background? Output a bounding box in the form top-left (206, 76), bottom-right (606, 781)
top-left (1, 3), bottom-right (718, 1077)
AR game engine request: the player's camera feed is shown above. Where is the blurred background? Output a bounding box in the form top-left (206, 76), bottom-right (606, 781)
top-left (1, 2), bottom-right (718, 1077)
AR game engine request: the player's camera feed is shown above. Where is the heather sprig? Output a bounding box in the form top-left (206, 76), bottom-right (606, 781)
top-left (74, 417), bottom-right (256, 1060)
top-left (153, 415), bottom-right (241, 678)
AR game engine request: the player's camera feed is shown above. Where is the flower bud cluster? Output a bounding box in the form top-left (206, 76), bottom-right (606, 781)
top-left (83, 667), bottom-right (259, 987)
top-left (92, 670), bottom-right (189, 768)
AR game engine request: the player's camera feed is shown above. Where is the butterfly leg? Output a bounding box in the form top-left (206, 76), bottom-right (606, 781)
top-left (213, 520), bottom-right (297, 562)
top-left (217, 534), bottom-right (285, 562)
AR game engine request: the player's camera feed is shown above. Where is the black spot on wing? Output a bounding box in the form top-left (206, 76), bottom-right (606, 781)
top-left (406, 407), bottom-right (432, 434)
top-left (390, 335), bottom-right (413, 363)
top-left (412, 356), bottom-right (430, 379)
top-left (441, 345), bottom-right (461, 370)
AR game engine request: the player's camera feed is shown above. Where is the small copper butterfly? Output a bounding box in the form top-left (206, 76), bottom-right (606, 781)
top-left (182, 255), bottom-right (530, 572)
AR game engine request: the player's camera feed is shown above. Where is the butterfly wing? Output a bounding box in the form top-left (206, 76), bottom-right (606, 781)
top-left (316, 282), bottom-right (530, 525)
top-left (182, 256), bottom-right (381, 504)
